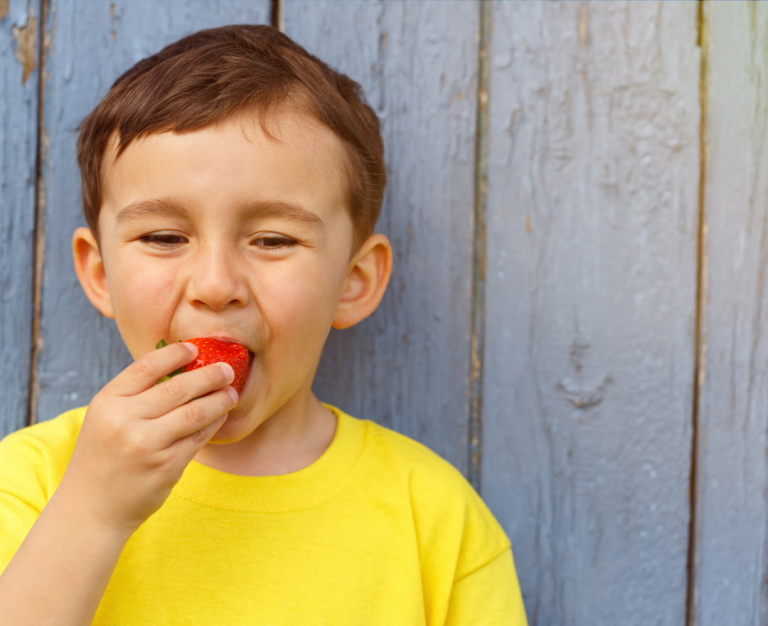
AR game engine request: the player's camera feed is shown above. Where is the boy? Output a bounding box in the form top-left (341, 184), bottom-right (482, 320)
top-left (0, 25), bottom-right (526, 624)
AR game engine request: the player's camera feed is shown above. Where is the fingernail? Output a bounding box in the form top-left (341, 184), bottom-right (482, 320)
top-left (220, 363), bottom-right (235, 382)
top-left (184, 342), bottom-right (199, 357)
top-left (227, 387), bottom-right (238, 403)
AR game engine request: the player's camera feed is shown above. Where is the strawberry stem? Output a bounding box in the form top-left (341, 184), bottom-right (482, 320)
top-left (155, 338), bottom-right (183, 384)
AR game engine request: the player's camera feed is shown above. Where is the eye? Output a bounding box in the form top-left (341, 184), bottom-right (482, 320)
top-left (139, 233), bottom-right (188, 248)
top-left (250, 235), bottom-right (298, 250)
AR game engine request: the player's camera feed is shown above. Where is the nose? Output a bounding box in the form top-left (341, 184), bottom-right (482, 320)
top-left (185, 242), bottom-right (249, 311)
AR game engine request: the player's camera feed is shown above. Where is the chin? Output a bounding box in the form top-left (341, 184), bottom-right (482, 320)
top-left (207, 411), bottom-right (258, 444)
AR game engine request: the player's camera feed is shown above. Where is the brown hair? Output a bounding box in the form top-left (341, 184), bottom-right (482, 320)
top-left (77, 24), bottom-right (386, 251)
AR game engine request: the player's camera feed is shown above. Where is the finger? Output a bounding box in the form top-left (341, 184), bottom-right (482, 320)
top-left (171, 413), bottom-right (229, 462)
top-left (105, 342), bottom-right (199, 397)
top-left (138, 362), bottom-right (235, 419)
top-left (154, 386), bottom-right (237, 448)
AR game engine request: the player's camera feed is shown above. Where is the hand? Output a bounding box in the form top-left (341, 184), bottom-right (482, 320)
top-left (58, 341), bottom-right (237, 535)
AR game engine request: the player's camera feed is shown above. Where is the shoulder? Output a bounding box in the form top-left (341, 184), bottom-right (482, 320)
top-left (0, 407), bottom-right (86, 504)
top-left (0, 406), bottom-right (85, 460)
top-left (364, 419), bottom-right (470, 494)
top-left (355, 416), bottom-right (511, 579)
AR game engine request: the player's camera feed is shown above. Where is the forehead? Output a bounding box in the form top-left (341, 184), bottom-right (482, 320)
top-left (100, 107), bottom-right (351, 223)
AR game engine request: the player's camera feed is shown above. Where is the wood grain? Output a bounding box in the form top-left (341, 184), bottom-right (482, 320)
top-left (0, 0), bottom-right (41, 438)
top-left (33, 1), bottom-right (270, 424)
top-left (8, 2), bottom-right (760, 621)
top-left (692, 2), bottom-right (768, 624)
top-left (481, 2), bottom-right (700, 623)
top-left (284, 1), bottom-right (478, 473)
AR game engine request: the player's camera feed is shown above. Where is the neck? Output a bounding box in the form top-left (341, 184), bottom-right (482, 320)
top-left (193, 387), bottom-right (337, 477)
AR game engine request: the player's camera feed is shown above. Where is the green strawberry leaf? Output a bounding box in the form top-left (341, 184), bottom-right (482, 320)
top-left (155, 338), bottom-right (183, 384)
top-left (156, 367), bottom-right (183, 384)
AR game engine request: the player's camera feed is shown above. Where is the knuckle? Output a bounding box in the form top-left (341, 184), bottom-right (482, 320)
top-left (131, 358), bottom-right (153, 378)
top-left (135, 437), bottom-right (152, 458)
top-left (107, 412), bottom-right (125, 435)
top-left (190, 427), bottom-right (208, 444)
top-left (155, 448), bottom-right (174, 469)
top-left (162, 376), bottom-right (187, 400)
top-left (103, 410), bottom-right (128, 442)
top-left (126, 431), bottom-right (147, 456)
top-left (184, 403), bottom-right (207, 428)
top-left (126, 433), bottom-right (163, 470)
top-left (87, 396), bottom-right (104, 415)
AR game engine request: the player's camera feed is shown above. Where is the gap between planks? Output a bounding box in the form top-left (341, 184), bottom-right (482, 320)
top-left (686, 1), bottom-right (709, 624)
top-left (26, 0), bottom-right (49, 427)
top-left (468, 0), bottom-right (492, 493)
top-left (25, 0), bottom-right (278, 429)
top-left (271, 0), bottom-right (283, 32)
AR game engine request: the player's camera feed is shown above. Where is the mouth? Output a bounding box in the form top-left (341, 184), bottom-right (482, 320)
top-left (210, 337), bottom-right (256, 368)
top-left (185, 334), bottom-right (256, 375)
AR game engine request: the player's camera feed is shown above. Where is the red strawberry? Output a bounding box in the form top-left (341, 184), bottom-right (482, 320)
top-left (156, 337), bottom-right (250, 393)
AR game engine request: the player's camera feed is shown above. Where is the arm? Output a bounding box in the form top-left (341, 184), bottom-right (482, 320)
top-left (0, 342), bottom-right (237, 625)
top-left (0, 483), bottom-right (131, 626)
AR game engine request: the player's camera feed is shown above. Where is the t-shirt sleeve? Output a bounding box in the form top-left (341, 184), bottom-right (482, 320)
top-left (0, 431), bottom-right (48, 573)
top-left (444, 548), bottom-right (528, 626)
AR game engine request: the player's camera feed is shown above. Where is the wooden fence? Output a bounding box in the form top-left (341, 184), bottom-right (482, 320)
top-left (0, 1), bottom-right (763, 624)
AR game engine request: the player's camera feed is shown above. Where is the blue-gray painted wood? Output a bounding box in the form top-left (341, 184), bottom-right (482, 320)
top-left (481, 3), bottom-right (700, 624)
top-left (692, 2), bottom-right (768, 624)
top-left (34, 0), bottom-right (271, 424)
top-left (10, 1), bottom-right (767, 621)
top-left (0, 0), bottom-right (40, 438)
top-left (284, 1), bottom-right (478, 474)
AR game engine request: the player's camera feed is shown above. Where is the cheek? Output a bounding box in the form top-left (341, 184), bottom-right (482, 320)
top-left (108, 257), bottom-right (180, 351)
top-left (258, 257), bottom-right (342, 354)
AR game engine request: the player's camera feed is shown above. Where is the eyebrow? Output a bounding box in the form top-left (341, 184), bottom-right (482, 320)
top-left (115, 197), bottom-right (325, 232)
top-left (115, 197), bottom-right (186, 227)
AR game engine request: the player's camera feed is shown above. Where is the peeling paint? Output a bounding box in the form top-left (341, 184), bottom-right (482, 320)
top-left (578, 3), bottom-right (588, 45)
top-left (557, 375), bottom-right (612, 410)
top-left (12, 12), bottom-right (37, 85)
top-left (110, 4), bottom-right (117, 39)
top-left (483, 2), bottom-right (700, 622)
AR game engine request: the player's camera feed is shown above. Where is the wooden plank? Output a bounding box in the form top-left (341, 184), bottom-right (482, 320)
top-left (284, 1), bottom-right (478, 474)
top-left (481, 2), bottom-right (700, 624)
top-left (0, 0), bottom-right (41, 438)
top-left (34, 0), bottom-right (271, 424)
top-left (692, 2), bottom-right (768, 624)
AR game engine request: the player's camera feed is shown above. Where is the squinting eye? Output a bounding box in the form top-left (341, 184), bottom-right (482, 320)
top-left (251, 236), bottom-right (297, 249)
top-left (140, 233), bottom-right (188, 247)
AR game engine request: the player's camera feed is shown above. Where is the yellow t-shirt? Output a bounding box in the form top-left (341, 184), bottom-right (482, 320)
top-left (0, 405), bottom-right (527, 625)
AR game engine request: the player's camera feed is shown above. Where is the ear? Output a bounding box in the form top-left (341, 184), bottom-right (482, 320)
top-left (73, 227), bottom-right (114, 319)
top-left (333, 233), bottom-right (393, 330)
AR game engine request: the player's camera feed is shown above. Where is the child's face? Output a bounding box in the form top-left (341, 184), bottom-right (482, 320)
top-left (75, 110), bottom-right (388, 443)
